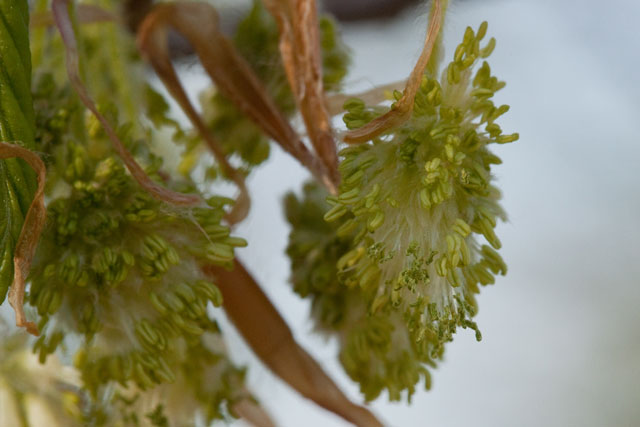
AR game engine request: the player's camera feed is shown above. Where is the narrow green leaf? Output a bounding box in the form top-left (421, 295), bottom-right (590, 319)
top-left (0, 0), bottom-right (37, 303)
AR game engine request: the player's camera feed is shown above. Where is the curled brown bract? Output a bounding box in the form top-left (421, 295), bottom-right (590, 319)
top-left (204, 260), bottom-right (384, 427)
top-left (52, 0), bottom-right (201, 207)
top-left (343, 0), bottom-right (442, 144)
top-left (0, 143), bottom-right (46, 336)
top-left (262, 0), bottom-right (339, 188)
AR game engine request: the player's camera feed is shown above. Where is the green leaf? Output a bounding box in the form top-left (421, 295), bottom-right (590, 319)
top-left (0, 0), bottom-right (37, 302)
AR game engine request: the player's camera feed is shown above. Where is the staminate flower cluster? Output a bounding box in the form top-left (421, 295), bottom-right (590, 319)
top-left (287, 21), bottom-right (517, 401)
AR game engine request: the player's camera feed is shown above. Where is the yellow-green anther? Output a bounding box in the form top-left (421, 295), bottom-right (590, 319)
top-left (425, 157), bottom-right (441, 172)
top-left (324, 203), bottom-right (348, 222)
top-left (445, 144), bottom-right (455, 161)
top-left (485, 123), bottom-right (501, 135)
top-left (446, 235), bottom-right (456, 258)
top-left (135, 324), bottom-right (158, 348)
top-left (345, 169), bottom-right (364, 185)
top-left (155, 256), bottom-right (171, 274)
top-left (366, 183), bottom-right (381, 199)
top-left (165, 246), bottom-right (180, 265)
top-left (365, 196), bottom-right (376, 210)
top-left (174, 282), bottom-right (197, 303)
top-left (149, 291), bottom-right (168, 315)
top-left (420, 188), bottom-right (431, 209)
top-left (480, 37), bottom-right (496, 58)
top-left (491, 104), bottom-right (510, 121)
top-left (447, 62), bottom-right (460, 84)
top-left (150, 234), bottom-right (171, 252)
top-left (471, 88), bottom-right (495, 98)
top-left (162, 292), bottom-right (185, 312)
top-left (154, 356), bottom-right (176, 383)
top-left (460, 239), bottom-right (471, 266)
top-left (337, 246), bottom-right (365, 271)
top-left (186, 299), bottom-right (206, 318)
top-left (478, 207), bottom-right (497, 227)
top-left (437, 256), bottom-right (448, 277)
top-left (207, 243), bottom-right (234, 261)
top-left (481, 245), bottom-right (507, 274)
top-left (337, 218), bottom-right (358, 237)
top-left (368, 211), bottom-right (385, 232)
top-left (478, 218), bottom-right (501, 249)
top-left (472, 161), bottom-right (490, 182)
top-left (451, 250), bottom-right (461, 268)
top-left (454, 43), bottom-right (466, 62)
top-left (496, 133), bottom-right (519, 144)
top-left (358, 264), bottom-right (379, 289)
top-left (446, 134), bottom-right (460, 146)
top-left (453, 219), bottom-right (471, 237)
top-left (194, 280), bottom-right (223, 306)
top-left (139, 353), bottom-right (161, 371)
top-left (47, 291), bottom-right (62, 315)
top-left (343, 98), bottom-right (365, 111)
top-left (141, 320), bottom-right (161, 343)
top-left (223, 236), bottom-right (248, 247)
top-left (463, 26), bottom-right (474, 43)
top-left (44, 264), bottom-right (56, 278)
top-left (386, 197), bottom-right (398, 208)
top-left (475, 265), bottom-right (495, 285)
top-left (122, 250), bottom-right (135, 266)
top-left (473, 61), bottom-right (489, 86)
top-left (338, 187), bottom-right (361, 204)
top-left (204, 224), bottom-right (230, 239)
top-left (134, 363), bottom-right (155, 389)
top-left (180, 318), bottom-right (204, 335)
top-left (476, 21), bottom-right (488, 41)
top-left (424, 172), bottom-right (438, 184)
top-left (371, 293), bottom-right (389, 314)
top-left (461, 54), bottom-right (476, 69)
top-left (36, 288), bottom-right (51, 314)
top-left (454, 152), bottom-right (466, 164)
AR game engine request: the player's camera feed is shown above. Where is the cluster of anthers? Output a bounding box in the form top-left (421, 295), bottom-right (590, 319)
top-left (287, 8), bottom-right (517, 401)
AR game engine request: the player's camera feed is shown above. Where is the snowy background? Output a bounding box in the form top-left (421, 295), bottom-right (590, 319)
top-left (221, 0), bottom-right (640, 426)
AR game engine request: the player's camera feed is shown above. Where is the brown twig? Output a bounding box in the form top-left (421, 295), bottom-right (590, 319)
top-left (0, 143), bottom-right (46, 336)
top-left (343, 0), bottom-right (442, 144)
top-left (204, 260), bottom-right (384, 427)
top-left (263, 0), bottom-right (340, 188)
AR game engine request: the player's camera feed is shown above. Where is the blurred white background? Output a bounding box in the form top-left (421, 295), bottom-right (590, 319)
top-left (221, 0), bottom-right (640, 426)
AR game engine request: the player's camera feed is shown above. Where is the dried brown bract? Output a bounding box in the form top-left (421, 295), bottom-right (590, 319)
top-left (0, 143), bottom-right (46, 336)
top-left (343, 0), bottom-right (442, 144)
